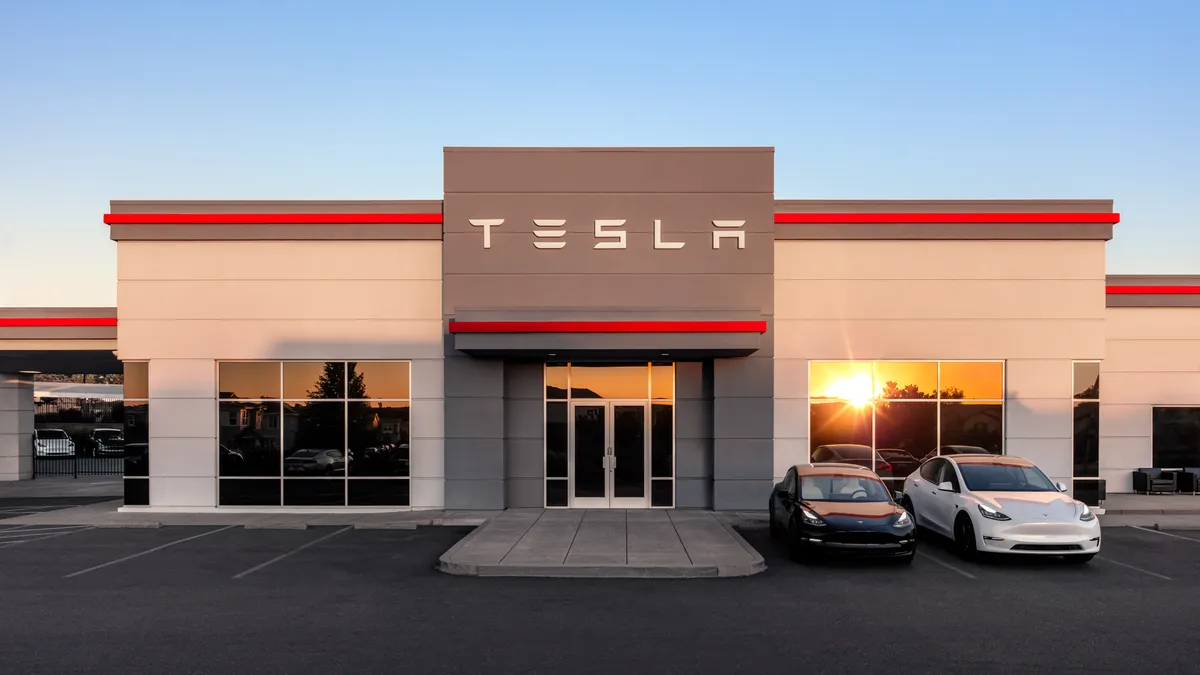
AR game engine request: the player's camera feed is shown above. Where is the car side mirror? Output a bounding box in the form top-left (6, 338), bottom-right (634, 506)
top-left (1055, 482), bottom-right (1069, 493)
top-left (937, 481), bottom-right (955, 492)
top-left (893, 491), bottom-right (905, 501)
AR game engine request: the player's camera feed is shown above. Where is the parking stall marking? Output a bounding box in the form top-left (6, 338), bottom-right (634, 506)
top-left (1131, 526), bottom-right (1200, 544)
top-left (0, 526), bottom-right (94, 549)
top-left (1096, 556), bottom-right (1173, 581)
top-left (916, 550), bottom-right (978, 579)
top-left (0, 526), bottom-right (92, 540)
top-left (233, 526), bottom-right (353, 579)
top-left (63, 525), bottom-right (238, 578)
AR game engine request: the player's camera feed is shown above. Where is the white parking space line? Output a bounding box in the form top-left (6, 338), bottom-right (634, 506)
top-left (1131, 526), bottom-right (1200, 544)
top-left (0, 526), bottom-right (90, 539)
top-left (916, 550), bottom-right (977, 579)
top-left (1097, 556), bottom-right (1172, 581)
top-left (0, 527), bottom-right (94, 548)
top-left (63, 525), bottom-right (237, 578)
top-left (233, 526), bottom-right (353, 579)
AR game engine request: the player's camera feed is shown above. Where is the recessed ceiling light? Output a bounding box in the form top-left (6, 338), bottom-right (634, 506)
top-left (19, 370), bottom-right (41, 374)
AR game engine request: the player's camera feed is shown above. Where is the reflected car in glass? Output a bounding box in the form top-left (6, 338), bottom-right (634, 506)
top-left (769, 464), bottom-right (916, 563)
top-left (901, 455), bottom-right (1100, 563)
top-left (877, 448), bottom-right (922, 478)
top-left (33, 428), bottom-right (77, 457)
top-left (920, 445), bottom-right (993, 461)
top-left (284, 449), bottom-right (346, 476)
top-left (811, 444), bottom-right (894, 478)
top-left (90, 428), bottom-right (126, 456)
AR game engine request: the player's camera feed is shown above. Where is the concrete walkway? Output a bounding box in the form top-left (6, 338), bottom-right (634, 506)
top-left (437, 509), bottom-right (766, 578)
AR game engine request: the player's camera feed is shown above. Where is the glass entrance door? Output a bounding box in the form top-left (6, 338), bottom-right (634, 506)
top-left (569, 401), bottom-right (649, 508)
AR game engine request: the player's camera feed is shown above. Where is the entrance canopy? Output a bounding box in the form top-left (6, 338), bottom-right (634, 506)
top-left (0, 308), bottom-right (121, 374)
top-left (447, 309), bottom-right (768, 360)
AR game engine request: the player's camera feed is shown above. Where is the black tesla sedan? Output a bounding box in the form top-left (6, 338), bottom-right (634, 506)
top-left (768, 463), bottom-right (916, 563)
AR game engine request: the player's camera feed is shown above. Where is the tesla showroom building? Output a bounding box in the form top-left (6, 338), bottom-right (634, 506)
top-left (1, 147), bottom-right (1198, 513)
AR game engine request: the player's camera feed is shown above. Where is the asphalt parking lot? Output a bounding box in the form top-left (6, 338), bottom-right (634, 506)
top-left (1, 518), bottom-right (1198, 675)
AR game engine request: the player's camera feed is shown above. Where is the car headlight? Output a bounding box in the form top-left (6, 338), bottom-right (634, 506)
top-left (977, 503), bottom-right (1011, 521)
top-left (1079, 504), bottom-right (1096, 522)
top-left (799, 506), bottom-right (826, 527)
top-left (894, 510), bottom-right (911, 527)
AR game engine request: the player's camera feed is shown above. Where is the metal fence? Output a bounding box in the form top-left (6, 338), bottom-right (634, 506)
top-left (33, 398), bottom-right (126, 478)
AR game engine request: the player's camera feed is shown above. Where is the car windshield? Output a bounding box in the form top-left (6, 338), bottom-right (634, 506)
top-left (40, 430), bottom-right (69, 439)
top-left (96, 430), bottom-right (122, 439)
top-left (958, 464), bottom-right (1058, 492)
top-left (798, 475), bottom-right (892, 502)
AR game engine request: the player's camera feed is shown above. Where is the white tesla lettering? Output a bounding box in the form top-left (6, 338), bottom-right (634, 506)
top-left (532, 219), bottom-right (566, 249)
top-left (593, 219), bottom-right (627, 249)
top-left (712, 220), bottom-right (746, 249)
top-left (472, 218), bottom-right (747, 250)
top-left (469, 218), bottom-right (503, 249)
top-left (653, 219), bottom-right (685, 249)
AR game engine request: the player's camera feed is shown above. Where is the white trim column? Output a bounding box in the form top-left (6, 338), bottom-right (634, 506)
top-left (0, 373), bottom-right (35, 481)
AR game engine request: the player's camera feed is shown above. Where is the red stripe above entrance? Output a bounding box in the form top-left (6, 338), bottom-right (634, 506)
top-left (773, 212), bottom-right (1120, 224)
top-left (0, 317), bottom-right (118, 327)
top-left (1106, 286), bottom-right (1200, 295)
top-left (448, 321), bottom-right (768, 334)
top-left (103, 213), bottom-right (443, 224)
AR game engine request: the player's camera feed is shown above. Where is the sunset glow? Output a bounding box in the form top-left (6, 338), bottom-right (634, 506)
top-left (823, 373), bottom-right (874, 407)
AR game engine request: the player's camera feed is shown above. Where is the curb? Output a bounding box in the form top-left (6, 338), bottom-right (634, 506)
top-left (354, 522), bottom-right (419, 530)
top-left (244, 523), bottom-right (308, 530)
top-left (713, 517), bottom-right (769, 577)
top-left (96, 522), bottom-right (162, 529)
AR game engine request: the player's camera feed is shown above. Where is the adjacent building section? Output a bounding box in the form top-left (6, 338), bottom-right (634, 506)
top-left (772, 201), bottom-right (1114, 493)
top-left (108, 201), bottom-right (446, 509)
top-left (1101, 277), bottom-right (1200, 492)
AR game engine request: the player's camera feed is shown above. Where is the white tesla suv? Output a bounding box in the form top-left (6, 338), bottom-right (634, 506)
top-left (900, 454), bottom-right (1100, 563)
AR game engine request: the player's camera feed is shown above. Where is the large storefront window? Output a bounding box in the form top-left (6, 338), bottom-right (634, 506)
top-left (217, 361), bottom-right (411, 507)
top-left (809, 361), bottom-right (1004, 493)
top-left (544, 363), bottom-right (674, 508)
top-left (1152, 407), bottom-right (1200, 468)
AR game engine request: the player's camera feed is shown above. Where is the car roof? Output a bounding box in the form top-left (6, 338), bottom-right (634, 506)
top-left (818, 444), bottom-right (872, 450)
top-left (794, 463), bottom-right (880, 478)
top-left (947, 454), bottom-right (1034, 468)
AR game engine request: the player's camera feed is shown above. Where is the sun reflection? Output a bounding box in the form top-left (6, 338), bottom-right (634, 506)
top-left (823, 374), bottom-right (874, 407)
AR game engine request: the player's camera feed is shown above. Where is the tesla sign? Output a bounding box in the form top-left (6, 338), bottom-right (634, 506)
top-left (468, 218), bottom-right (746, 250)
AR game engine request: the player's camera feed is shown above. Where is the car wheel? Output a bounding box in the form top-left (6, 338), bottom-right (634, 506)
top-left (787, 518), bottom-right (808, 564)
top-left (953, 514), bottom-right (978, 560)
top-left (768, 503), bottom-right (780, 539)
top-left (897, 553), bottom-right (915, 566)
top-left (1062, 553), bottom-right (1096, 565)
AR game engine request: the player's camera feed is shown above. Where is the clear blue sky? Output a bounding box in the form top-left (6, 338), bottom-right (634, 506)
top-left (1, 0), bottom-right (1197, 306)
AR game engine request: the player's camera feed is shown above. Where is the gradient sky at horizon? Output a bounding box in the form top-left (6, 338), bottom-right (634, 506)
top-left (2, 0), bottom-right (1197, 306)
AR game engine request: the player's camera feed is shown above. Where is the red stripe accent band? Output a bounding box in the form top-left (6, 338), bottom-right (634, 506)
top-left (1106, 286), bottom-right (1200, 295)
top-left (103, 213), bottom-right (443, 225)
top-left (774, 212), bottom-right (1120, 224)
top-left (449, 321), bottom-right (768, 334)
top-left (0, 318), bottom-right (118, 327)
